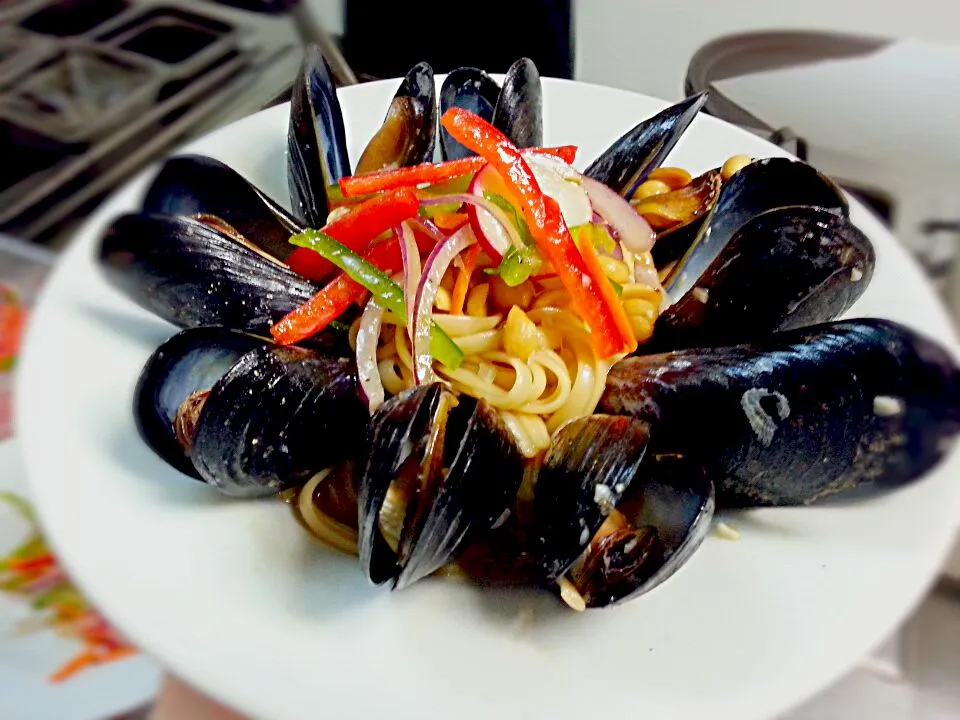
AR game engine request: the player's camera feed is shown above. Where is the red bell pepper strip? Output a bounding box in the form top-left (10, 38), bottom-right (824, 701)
top-left (540, 145), bottom-right (578, 164)
top-left (338, 146), bottom-right (579, 198)
top-left (440, 108), bottom-right (636, 358)
top-left (272, 227), bottom-right (438, 346)
top-left (340, 157), bottom-right (484, 198)
top-left (3, 554), bottom-right (56, 573)
top-left (286, 187), bottom-right (420, 282)
top-left (272, 236), bottom-right (405, 345)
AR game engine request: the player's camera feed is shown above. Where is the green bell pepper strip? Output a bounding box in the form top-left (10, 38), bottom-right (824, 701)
top-left (289, 230), bottom-right (465, 370)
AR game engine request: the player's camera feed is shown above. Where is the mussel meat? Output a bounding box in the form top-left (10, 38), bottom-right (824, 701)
top-left (135, 327), bottom-right (368, 498)
top-left (644, 169), bottom-right (723, 271)
top-left (354, 61), bottom-right (437, 174)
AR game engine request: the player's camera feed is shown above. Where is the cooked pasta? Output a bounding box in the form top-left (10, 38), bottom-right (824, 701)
top-left (348, 261), bottom-right (651, 457)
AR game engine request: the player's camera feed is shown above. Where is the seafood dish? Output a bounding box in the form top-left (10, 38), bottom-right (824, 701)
top-left (97, 45), bottom-right (960, 611)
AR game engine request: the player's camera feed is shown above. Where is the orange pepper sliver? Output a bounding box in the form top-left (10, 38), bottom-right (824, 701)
top-left (451, 245), bottom-right (481, 315)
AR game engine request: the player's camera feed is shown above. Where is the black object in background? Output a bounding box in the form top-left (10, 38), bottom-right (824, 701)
top-left (343, 0), bottom-right (574, 79)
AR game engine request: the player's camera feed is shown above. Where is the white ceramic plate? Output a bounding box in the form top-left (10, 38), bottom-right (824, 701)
top-left (0, 441), bottom-right (161, 720)
top-left (16, 77), bottom-right (960, 720)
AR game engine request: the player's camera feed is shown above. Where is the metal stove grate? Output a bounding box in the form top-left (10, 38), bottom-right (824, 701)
top-left (0, 0), bottom-right (303, 246)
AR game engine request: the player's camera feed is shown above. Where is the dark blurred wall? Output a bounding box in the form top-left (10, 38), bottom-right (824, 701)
top-left (342, 0), bottom-right (574, 78)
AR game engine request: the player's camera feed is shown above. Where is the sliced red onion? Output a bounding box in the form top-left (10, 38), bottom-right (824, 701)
top-left (398, 221), bottom-right (421, 337)
top-left (356, 298), bottom-right (386, 412)
top-left (421, 193), bottom-right (523, 258)
top-left (412, 224), bottom-right (478, 384)
top-left (582, 175), bottom-right (655, 254)
top-left (409, 217), bottom-right (446, 245)
top-left (610, 239), bottom-right (624, 261)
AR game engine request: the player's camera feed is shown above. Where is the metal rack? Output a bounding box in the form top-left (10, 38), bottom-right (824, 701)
top-left (0, 0), bottom-right (305, 246)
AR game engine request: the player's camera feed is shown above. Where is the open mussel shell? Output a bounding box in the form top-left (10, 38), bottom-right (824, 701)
top-left (135, 327), bottom-right (263, 479)
top-left (584, 92), bottom-right (708, 198)
top-left (644, 169), bottom-right (722, 270)
top-left (136, 327), bottom-right (368, 498)
top-left (638, 168), bottom-right (721, 228)
top-left (439, 58), bottom-right (543, 160)
top-left (601, 318), bottom-right (960, 507)
top-left (355, 61), bottom-right (437, 174)
top-left (528, 415), bottom-right (652, 582)
top-left (647, 206), bottom-right (875, 352)
top-left (142, 154), bottom-right (305, 263)
top-left (98, 214), bottom-right (320, 335)
top-left (439, 67), bottom-right (501, 160)
top-left (662, 157), bottom-right (850, 299)
top-left (491, 58), bottom-right (543, 151)
top-left (358, 383), bottom-right (524, 589)
top-left (527, 416), bottom-right (714, 609)
top-left (569, 454), bottom-right (714, 609)
top-left (288, 44), bottom-right (352, 228)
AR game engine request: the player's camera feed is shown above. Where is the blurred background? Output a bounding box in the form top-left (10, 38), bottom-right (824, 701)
top-left (1, 1), bottom-right (959, 718)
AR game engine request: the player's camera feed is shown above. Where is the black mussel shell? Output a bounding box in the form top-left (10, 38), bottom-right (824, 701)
top-left (439, 67), bottom-right (502, 161)
top-left (492, 58), bottom-right (542, 150)
top-left (528, 415), bottom-right (651, 582)
top-left (135, 327), bottom-right (264, 479)
top-left (191, 344), bottom-right (366, 498)
top-left (650, 214), bottom-right (708, 271)
top-left (647, 206), bottom-right (875, 352)
top-left (601, 318), bottom-right (960, 507)
top-left (584, 92), bottom-right (708, 198)
top-left (643, 169), bottom-right (723, 272)
top-left (288, 44), bottom-right (352, 228)
top-left (662, 158), bottom-right (849, 299)
top-left (358, 383), bottom-right (524, 589)
top-left (142, 155), bottom-right (304, 262)
top-left (355, 62), bottom-right (437, 174)
top-left (98, 214), bottom-right (320, 335)
top-left (570, 454), bottom-right (714, 609)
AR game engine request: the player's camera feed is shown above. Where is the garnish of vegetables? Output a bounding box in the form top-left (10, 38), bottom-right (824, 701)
top-left (337, 146), bottom-right (578, 198)
top-left (287, 229), bottom-right (465, 370)
top-left (440, 107), bottom-right (637, 358)
top-left (271, 233), bottom-right (411, 345)
top-left (285, 187), bottom-right (421, 282)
